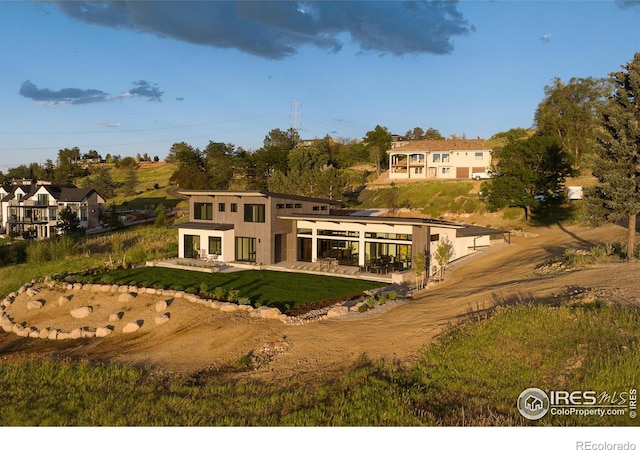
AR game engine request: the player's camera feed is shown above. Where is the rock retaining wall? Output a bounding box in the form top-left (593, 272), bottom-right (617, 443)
top-left (1, 280), bottom-right (402, 340)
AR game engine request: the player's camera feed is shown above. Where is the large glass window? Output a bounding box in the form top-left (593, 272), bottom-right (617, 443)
top-left (208, 236), bottom-right (222, 255)
top-left (318, 229), bottom-right (359, 238)
top-left (235, 237), bottom-right (256, 262)
top-left (475, 152), bottom-right (484, 160)
top-left (244, 204), bottom-right (265, 223)
top-left (442, 154), bottom-right (450, 163)
top-left (318, 239), bottom-right (359, 266)
top-left (365, 242), bottom-right (412, 270)
top-left (297, 237), bottom-right (312, 262)
top-left (194, 202), bottom-right (213, 220)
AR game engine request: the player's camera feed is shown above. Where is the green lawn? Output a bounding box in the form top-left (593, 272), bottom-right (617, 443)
top-left (84, 267), bottom-right (385, 310)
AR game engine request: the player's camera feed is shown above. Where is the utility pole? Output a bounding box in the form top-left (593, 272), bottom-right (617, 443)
top-left (291, 100), bottom-right (302, 132)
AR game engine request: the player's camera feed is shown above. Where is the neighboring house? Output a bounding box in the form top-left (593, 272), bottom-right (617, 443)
top-left (388, 139), bottom-right (493, 180)
top-left (0, 182), bottom-right (105, 238)
top-left (177, 190), bottom-right (506, 277)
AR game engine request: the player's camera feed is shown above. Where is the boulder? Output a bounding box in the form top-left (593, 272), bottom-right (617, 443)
top-left (27, 299), bottom-right (45, 310)
top-left (38, 328), bottom-right (50, 339)
top-left (155, 300), bottom-right (168, 312)
top-left (57, 332), bottom-right (71, 340)
top-left (109, 312), bottom-right (124, 322)
top-left (70, 328), bottom-right (82, 339)
top-left (154, 314), bottom-right (170, 325)
top-left (58, 295), bottom-right (72, 307)
top-left (47, 329), bottom-right (58, 340)
top-left (96, 326), bottom-right (114, 337)
top-left (219, 303), bottom-right (239, 313)
top-left (91, 284), bottom-right (103, 292)
top-left (100, 284), bottom-right (112, 292)
top-left (118, 285), bottom-right (129, 294)
top-left (145, 288), bottom-right (157, 295)
top-left (73, 283), bottom-right (83, 290)
top-left (326, 306), bottom-right (349, 318)
top-left (70, 306), bottom-right (93, 319)
top-left (250, 306), bottom-right (284, 320)
top-left (118, 293), bottom-right (135, 303)
top-left (81, 328), bottom-right (96, 338)
top-left (26, 287), bottom-right (39, 297)
top-left (2, 317), bottom-right (14, 333)
top-left (122, 321), bottom-right (142, 333)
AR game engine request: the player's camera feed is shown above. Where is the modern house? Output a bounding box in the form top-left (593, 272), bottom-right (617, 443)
top-left (0, 181), bottom-right (105, 238)
top-left (388, 139), bottom-right (493, 180)
top-left (176, 190), bottom-right (506, 278)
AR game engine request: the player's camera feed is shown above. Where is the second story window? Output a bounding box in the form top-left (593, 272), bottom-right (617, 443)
top-left (231, 203), bottom-right (237, 212)
top-left (244, 204), bottom-right (265, 223)
top-left (218, 203), bottom-right (226, 212)
top-left (194, 202), bottom-right (213, 220)
top-left (37, 194), bottom-right (48, 205)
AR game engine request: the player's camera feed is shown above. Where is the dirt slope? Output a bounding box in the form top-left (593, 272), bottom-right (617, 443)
top-left (2, 223), bottom-right (639, 381)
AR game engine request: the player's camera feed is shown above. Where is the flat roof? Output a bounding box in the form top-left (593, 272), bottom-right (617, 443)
top-left (277, 213), bottom-right (465, 229)
top-left (178, 190), bottom-right (340, 204)
top-left (456, 225), bottom-right (509, 237)
top-left (175, 222), bottom-right (234, 231)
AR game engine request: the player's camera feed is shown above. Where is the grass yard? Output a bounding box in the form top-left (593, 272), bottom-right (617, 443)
top-left (1, 303), bottom-right (637, 426)
top-left (84, 266), bottom-right (385, 310)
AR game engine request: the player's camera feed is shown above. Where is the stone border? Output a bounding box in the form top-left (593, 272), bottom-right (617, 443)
top-left (0, 280), bottom-right (402, 340)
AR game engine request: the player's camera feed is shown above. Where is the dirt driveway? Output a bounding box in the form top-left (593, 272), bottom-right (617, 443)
top-left (2, 223), bottom-right (638, 380)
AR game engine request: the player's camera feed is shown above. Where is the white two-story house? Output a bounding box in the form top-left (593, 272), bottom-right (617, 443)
top-left (0, 182), bottom-right (105, 238)
top-left (388, 139), bottom-right (493, 180)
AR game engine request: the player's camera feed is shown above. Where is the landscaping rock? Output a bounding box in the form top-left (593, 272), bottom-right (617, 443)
top-left (47, 329), bottom-right (58, 340)
top-left (58, 295), bottom-right (72, 307)
top-left (118, 293), bottom-right (135, 303)
top-left (27, 299), bottom-right (45, 310)
top-left (70, 328), bottom-right (82, 339)
top-left (81, 328), bottom-right (96, 338)
top-left (250, 306), bottom-right (284, 320)
top-left (73, 283), bottom-right (83, 290)
top-left (70, 306), bottom-right (93, 319)
top-left (326, 306), bottom-right (349, 318)
top-left (38, 328), bottom-right (50, 339)
top-left (154, 314), bottom-right (170, 325)
top-left (155, 300), bottom-right (168, 312)
top-left (219, 303), bottom-right (239, 313)
top-left (109, 312), bottom-right (124, 322)
top-left (1, 317), bottom-right (13, 333)
top-left (122, 321), bottom-right (142, 333)
top-left (145, 288), bottom-right (157, 295)
top-left (118, 285), bottom-right (129, 293)
top-left (96, 326), bottom-right (114, 337)
top-left (100, 284), bottom-right (111, 292)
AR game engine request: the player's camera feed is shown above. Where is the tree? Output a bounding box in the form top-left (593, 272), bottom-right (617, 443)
top-left (168, 142), bottom-right (210, 189)
top-left (104, 203), bottom-right (123, 230)
top-left (434, 236), bottom-right (455, 281)
top-left (203, 141), bottom-right (236, 189)
top-left (90, 166), bottom-right (117, 199)
top-left (412, 250), bottom-right (426, 290)
top-left (424, 127), bottom-right (445, 140)
top-left (586, 52), bottom-right (640, 260)
top-left (123, 166), bottom-right (139, 197)
top-left (154, 203), bottom-right (167, 227)
top-left (57, 206), bottom-right (84, 237)
top-left (534, 77), bottom-right (609, 167)
top-left (484, 134), bottom-right (574, 221)
top-left (268, 145), bottom-right (344, 199)
top-left (363, 125), bottom-right (392, 174)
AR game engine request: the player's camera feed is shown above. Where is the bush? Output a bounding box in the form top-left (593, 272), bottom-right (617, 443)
top-left (199, 283), bottom-right (209, 296)
top-left (212, 287), bottom-right (226, 300)
top-left (227, 290), bottom-right (240, 302)
top-left (357, 304), bottom-right (369, 313)
top-left (237, 297), bottom-right (251, 306)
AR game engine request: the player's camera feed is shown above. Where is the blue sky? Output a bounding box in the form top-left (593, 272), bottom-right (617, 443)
top-left (1, 1), bottom-right (640, 170)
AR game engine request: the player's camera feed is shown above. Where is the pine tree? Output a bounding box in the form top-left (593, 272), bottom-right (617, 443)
top-left (587, 52), bottom-right (640, 260)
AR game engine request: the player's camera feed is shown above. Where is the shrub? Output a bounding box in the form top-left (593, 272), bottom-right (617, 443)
top-left (212, 287), bottom-right (226, 300)
top-left (199, 283), bottom-right (209, 296)
top-left (358, 304), bottom-right (369, 313)
top-left (227, 290), bottom-right (240, 302)
top-left (237, 297), bottom-right (251, 306)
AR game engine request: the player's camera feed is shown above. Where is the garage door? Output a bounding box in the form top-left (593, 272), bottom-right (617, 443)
top-left (456, 167), bottom-right (469, 179)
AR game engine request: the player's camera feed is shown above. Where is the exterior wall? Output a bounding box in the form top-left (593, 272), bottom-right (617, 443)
top-left (178, 228), bottom-right (234, 262)
top-left (184, 192), bottom-right (332, 265)
top-left (388, 148), bottom-right (492, 180)
top-left (428, 226), bottom-right (463, 276)
top-left (296, 219), bottom-right (415, 267)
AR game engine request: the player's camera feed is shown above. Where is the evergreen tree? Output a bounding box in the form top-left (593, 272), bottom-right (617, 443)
top-left (123, 166), bottom-right (139, 197)
top-left (586, 52), bottom-right (640, 260)
top-left (57, 206), bottom-right (84, 237)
